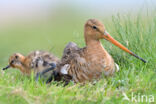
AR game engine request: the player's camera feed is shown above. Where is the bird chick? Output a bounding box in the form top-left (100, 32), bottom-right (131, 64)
top-left (2, 50), bottom-right (60, 81)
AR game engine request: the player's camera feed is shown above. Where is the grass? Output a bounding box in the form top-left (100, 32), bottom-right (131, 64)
top-left (0, 12), bottom-right (156, 104)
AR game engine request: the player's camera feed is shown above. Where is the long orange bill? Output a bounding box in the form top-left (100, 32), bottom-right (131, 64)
top-left (103, 31), bottom-right (146, 63)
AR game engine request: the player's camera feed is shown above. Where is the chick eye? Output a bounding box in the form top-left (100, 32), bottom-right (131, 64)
top-left (92, 26), bottom-right (97, 29)
top-left (10, 60), bottom-right (14, 64)
top-left (15, 55), bottom-right (18, 59)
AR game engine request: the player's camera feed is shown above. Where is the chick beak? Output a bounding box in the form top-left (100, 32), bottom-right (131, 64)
top-left (2, 65), bottom-right (11, 70)
top-left (102, 31), bottom-right (146, 63)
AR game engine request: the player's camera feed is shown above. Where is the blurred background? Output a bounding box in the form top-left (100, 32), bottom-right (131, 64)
top-left (0, 0), bottom-right (155, 65)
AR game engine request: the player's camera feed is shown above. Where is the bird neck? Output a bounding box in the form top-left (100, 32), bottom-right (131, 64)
top-left (85, 38), bottom-right (113, 61)
top-left (17, 65), bottom-right (31, 75)
top-left (85, 38), bottom-right (105, 52)
top-left (20, 56), bottom-right (27, 67)
top-left (18, 57), bottom-right (31, 75)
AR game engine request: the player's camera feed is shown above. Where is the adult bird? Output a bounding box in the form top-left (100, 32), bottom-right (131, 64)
top-left (47, 19), bottom-right (146, 84)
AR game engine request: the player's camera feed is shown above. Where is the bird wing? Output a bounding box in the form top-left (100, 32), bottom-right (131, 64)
top-left (57, 42), bottom-right (93, 83)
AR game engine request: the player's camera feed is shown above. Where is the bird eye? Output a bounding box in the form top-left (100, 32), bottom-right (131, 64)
top-left (92, 26), bottom-right (97, 29)
top-left (10, 60), bottom-right (14, 64)
top-left (15, 55), bottom-right (18, 59)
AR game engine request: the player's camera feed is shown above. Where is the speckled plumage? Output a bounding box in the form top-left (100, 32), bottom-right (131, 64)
top-left (3, 50), bottom-right (60, 81)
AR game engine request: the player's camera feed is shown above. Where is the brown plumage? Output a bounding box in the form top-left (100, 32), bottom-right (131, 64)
top-left (49, 19), bottom-right (146, 84)
top-left (2, 50), bottom-right (60, 81)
